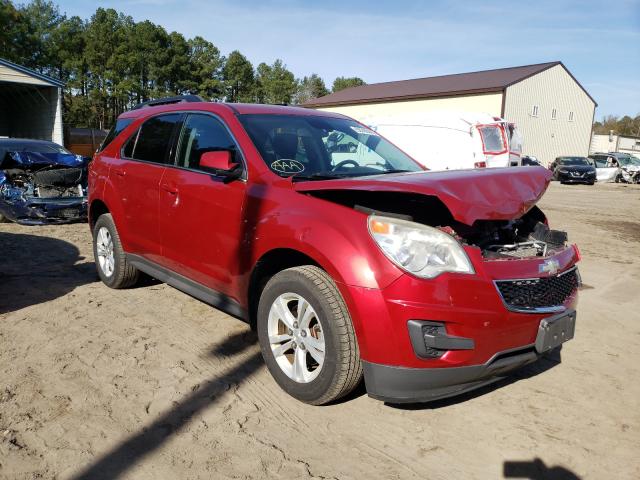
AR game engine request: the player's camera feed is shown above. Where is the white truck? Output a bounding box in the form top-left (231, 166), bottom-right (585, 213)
top-left (364, 111), bottom-right (523, 171)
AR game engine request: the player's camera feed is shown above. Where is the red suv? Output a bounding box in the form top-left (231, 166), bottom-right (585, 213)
top-left (89, 96), bottom-right (580, 405)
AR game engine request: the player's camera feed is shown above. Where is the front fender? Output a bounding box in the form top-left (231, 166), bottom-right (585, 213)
top-left (250, 201), bottom-right (404, 290)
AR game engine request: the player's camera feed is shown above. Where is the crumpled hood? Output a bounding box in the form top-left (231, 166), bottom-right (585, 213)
top-left (294, 167), bottom-right (552, 225)
top-left (1, 151), bottom-right (86, 169)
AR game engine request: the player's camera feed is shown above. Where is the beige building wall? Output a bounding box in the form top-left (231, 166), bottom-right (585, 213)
top-left (503, 64), bottom-right (595, 166)
top-left (590, 134), bottom-right (617, 154)
top-left (317, 93), bottom-right (503, 122)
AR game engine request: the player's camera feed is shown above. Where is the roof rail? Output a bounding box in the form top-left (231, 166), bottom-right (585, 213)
top-left (131, 95), bottom-right (204, 111)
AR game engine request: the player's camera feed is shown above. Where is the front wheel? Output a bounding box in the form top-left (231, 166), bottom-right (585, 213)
top-left (257, 266), bottom-right (362, 405)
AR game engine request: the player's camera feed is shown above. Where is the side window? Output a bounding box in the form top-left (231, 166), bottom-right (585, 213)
top-left (176, 114), bottom-right (237, 170)
top-left (122, 131), bottom-right (137, 158)
top-left (596, 159), bottom-right (607, 168)
top-left (126, 114), bottom-right (181, 163)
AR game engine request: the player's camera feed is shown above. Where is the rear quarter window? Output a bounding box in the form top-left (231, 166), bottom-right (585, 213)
top-left (99, 118), bottom-right (134, 152)
top-left (123, 114), bottom-right (181, 164)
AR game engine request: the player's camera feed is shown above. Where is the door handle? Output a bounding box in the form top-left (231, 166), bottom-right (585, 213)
top-left (113, 168), bottom-right (125, 177)
top-left (161, 183), bottom-right (178, 195)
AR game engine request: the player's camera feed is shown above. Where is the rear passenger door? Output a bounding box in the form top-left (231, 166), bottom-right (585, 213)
top-left (114, 113), bottom-right (182, 264)
top-left (159, 113), bottom-right (246, 297)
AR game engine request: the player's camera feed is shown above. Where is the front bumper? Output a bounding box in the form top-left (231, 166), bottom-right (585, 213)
top-left (364, 345), bottom-right (538, 403)
top-left (337, 245), bottom-right (580, 403)
top-left (0, 196), bottom-right (87, 225)
top-left (557, 172), bottom-right (595, 183)
top-left (364, 309), bottom-right (576, 403)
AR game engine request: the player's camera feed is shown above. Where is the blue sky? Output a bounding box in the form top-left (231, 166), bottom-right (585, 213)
top-left (58, 0), bottom-right (639, 117)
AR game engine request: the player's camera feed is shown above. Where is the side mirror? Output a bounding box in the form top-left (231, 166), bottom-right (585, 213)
top-left (201, 150), bottom-right (235, 170)
top-left (200, 150), bottom-right (242, 183)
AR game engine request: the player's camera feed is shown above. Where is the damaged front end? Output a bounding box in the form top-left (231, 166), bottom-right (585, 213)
top-left (0, 151), bottom-right (88, 225)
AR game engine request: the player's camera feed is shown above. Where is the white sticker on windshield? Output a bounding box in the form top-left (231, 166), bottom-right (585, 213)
top-left (271, 159), bottom-right (305, 173)
top-left (350, 126), bottom-right (378, 136)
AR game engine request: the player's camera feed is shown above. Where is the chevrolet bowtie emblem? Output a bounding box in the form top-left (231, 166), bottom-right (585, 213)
top-left (539, 259), bottom-right (560, 275)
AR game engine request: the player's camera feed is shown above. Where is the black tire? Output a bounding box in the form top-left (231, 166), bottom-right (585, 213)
top-left (92, 213), bottom-right (139, 288)
top-left (33, 167), bottom-right (84, 187)
top-left (257, 266), bottom-right (362, 405)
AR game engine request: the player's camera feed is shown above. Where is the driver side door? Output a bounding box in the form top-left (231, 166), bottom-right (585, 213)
top-left (159, 113), bottom-right (247, 298)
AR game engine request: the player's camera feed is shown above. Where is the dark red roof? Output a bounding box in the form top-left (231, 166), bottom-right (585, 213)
top-left (304, 61), bottom-right (596, 107)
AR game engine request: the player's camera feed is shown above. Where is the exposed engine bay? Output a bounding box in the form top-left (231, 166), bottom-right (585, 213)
top-left (0, 151), bottom-right (88, 225)
top-left (305, 190), bottom-right (569, 260)
top-left (2, 167), bottom-right (85, 198)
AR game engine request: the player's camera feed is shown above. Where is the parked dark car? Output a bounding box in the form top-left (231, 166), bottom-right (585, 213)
top-left (549, 156), bottom-right (596, 185)
top-left (88, 96), bottom-right (580, 405)
top-left (0, 138), bottom-right (88, 224)
top-left (521, 155), bottom-right (542, 167)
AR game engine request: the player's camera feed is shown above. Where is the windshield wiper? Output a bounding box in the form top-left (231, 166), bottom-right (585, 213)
top-left (375, 169), bottom-right (414, 174)
top-left (290, 172), bottom-right (348, 182)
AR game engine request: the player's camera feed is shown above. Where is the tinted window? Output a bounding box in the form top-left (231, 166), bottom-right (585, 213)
top-left (123, 133), bottom-right (136, 158)
top-left (176, 114), bottom-right (237, 169)
top-left (99, 118), bottom-right (133, 152)
top-left (128, 114), bottom-right (181, 163)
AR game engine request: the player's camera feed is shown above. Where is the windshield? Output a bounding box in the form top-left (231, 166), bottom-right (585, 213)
top-left (618, 156), bottom-right (640, 166)
top-left (558, 157), bottom-right (590, 166)
top-left (238, 114), bottom-right (424, 179)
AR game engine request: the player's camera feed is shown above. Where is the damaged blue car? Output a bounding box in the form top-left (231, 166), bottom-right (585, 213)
top-left (0, 139), bottom-right (88, 225)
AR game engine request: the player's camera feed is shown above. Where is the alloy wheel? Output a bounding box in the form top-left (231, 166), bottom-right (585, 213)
top-left (96, 226), bottom-right (115, 277)
top-left (267, 292), bottom-right (325, 383)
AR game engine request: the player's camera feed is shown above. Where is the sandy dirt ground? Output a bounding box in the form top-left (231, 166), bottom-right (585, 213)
top-left (1, 182), bottom-right (639, 480)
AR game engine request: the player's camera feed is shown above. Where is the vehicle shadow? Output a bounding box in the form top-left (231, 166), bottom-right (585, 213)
top-left (386, 347), bottom-right (562, 410)
top-left (0, 231), bottom-right (97, 314)
top-left (503, 457), bottom-right (581, 479)
top-left (71, 330), bottom-right (263, 480)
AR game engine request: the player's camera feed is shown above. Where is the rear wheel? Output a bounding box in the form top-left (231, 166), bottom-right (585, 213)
top-left (93, 213), bottom-right (139, 288)
top-left (257, 266), bottom-right (362, 405)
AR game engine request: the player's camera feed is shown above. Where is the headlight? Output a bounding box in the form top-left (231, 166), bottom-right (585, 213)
top-left (558, 168), bottom-right (568, 173)
top-left (368, 215), bottom-right (474, 279)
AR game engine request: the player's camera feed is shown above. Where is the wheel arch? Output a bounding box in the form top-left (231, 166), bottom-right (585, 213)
top-left (89, 199), bottom-right (110, 231)
top-left (247, 248), bottom-right (321, 328)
